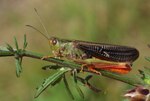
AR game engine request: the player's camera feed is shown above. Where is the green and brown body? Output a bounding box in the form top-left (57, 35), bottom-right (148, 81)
top-left (49, 37), bottom-right (139, 74)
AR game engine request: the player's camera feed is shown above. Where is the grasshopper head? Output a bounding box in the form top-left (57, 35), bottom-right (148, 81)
top-left (48, 37), bottom-right (73, 57)
top-left (49, 37), bottom-right (62, 51)
top-left (48, 37), bottom-right (61, 57)
top-left (48, 37), bottom-right (70, 57)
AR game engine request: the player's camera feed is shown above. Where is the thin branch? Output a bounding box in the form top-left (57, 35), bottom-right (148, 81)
top-left (0, 46), bottom-right (145, 86)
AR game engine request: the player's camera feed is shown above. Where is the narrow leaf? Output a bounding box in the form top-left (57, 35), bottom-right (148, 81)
top-left (76, 76), bottom-right (86, 84)
top-left (35, 68), bottom-right (70, 98)
top-left (15, 58), bottom-right (22, 77)
top-left (76, 76), bottom-right (101, 93)
top-left (75, 84), bottom-right (84, 99)
top-left (86, 82), bottom-right (101, 93)
top-left (72, 70), bottom-right (84, 99)
top-left (85, 75), bottom-right (93, 81)
top-left (23, 34), bottom-right (28, 50)
top-left (63, 75), bottom-right (74, 100)
top-left (19, 57), bottom-right (22, 64)
top-left (14, 37), bottom-right (19, 50)
top-left (6, 43), bottom-right (14, 53)
top-left (72, 69), bottom-right (77, 83)
top-left (51, 76), bottom-right (62, 86)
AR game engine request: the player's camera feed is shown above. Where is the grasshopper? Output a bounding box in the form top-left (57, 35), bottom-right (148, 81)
top-left (27, 9), bottom-right (139, 75)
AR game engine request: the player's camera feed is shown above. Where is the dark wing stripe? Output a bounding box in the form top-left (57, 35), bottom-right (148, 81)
top-left (75, 42), bottom-right (139, 63)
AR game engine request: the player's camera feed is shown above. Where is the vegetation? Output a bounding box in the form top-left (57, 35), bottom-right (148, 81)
top-left (0, 0), bottom-right (150, 101)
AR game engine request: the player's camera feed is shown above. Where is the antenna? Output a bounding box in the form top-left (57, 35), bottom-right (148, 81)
top-left (34, 8), bottom-right (50, 39)
top-left (26, 25), bottom-right (49, 40)
top-left (26, 8), bottom-right (53, 53)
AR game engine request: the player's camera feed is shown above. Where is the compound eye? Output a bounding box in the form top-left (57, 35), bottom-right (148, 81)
top-left (50, 38), bottom-right (57, 45)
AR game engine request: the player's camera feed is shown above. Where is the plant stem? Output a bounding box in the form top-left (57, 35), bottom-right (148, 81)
top-left (0, 46), bottom-right (145, 86)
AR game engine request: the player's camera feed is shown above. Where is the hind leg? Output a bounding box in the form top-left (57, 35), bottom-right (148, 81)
top-left (80, 64), bottom-right (101, 75)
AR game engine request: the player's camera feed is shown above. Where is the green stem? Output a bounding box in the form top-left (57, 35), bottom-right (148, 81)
top-left (0, 46), bottom-right (145, 86)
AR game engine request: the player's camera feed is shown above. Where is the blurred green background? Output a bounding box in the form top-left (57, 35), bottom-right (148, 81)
top-left (0, 0), bottom-right (150, 101)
